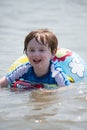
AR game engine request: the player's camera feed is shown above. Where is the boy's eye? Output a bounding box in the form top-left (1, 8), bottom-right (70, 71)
top-left (40, 50), bottom-right (44, 51)
top-left (39, 49), bottom-right (44, 52)
top-left (29, 49), bottom-right (35, 52)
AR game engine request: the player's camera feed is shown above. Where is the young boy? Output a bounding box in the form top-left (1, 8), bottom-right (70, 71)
top-left (0, 29), bottom-right (70, 88)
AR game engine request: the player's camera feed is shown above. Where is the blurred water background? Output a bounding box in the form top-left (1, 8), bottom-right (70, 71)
top-left (0, 0), bottom-right (87, 130)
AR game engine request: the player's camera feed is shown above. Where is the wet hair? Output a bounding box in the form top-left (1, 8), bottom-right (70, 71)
top-left (24, 29), bottom-right (58, 54)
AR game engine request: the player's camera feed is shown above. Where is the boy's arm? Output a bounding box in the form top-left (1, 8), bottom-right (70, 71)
top-left (0, 76), bottom-right (8, 88)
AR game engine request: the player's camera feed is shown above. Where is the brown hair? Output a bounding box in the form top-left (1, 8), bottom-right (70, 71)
top-left (24, 29), bottom-right (58, 54)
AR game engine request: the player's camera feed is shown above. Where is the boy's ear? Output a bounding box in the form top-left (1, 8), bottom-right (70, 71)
top-left (25, 50), bottom-right (28, 56)
top-left (52, 49), bottom-right (57, 56)
top-left (51, 49), bottom-right (57, 59)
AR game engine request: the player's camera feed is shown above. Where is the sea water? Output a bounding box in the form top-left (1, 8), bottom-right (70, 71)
top-left (0, 0), bottom-right (87, 130)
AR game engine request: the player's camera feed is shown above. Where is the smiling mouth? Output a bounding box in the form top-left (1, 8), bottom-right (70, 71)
top-left (33, 59), bottom-right (41, 63)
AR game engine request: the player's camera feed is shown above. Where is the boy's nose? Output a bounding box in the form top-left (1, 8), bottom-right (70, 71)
top-left (34, 51), bottom-right (40, 56)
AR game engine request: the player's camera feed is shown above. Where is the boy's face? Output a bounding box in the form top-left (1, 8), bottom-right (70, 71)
top-left (25, 38), bottom-right (55, 73)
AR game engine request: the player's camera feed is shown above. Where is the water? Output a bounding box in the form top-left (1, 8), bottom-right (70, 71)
top-left (0, 0), bottom-right (87, 129)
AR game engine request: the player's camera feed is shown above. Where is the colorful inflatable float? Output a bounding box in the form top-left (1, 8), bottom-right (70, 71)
top-left (8, 48), bottom-right (87, 89)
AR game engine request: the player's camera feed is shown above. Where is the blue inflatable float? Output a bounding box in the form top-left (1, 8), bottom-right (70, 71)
top-left (8, 48), bottom-right (87, 84)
